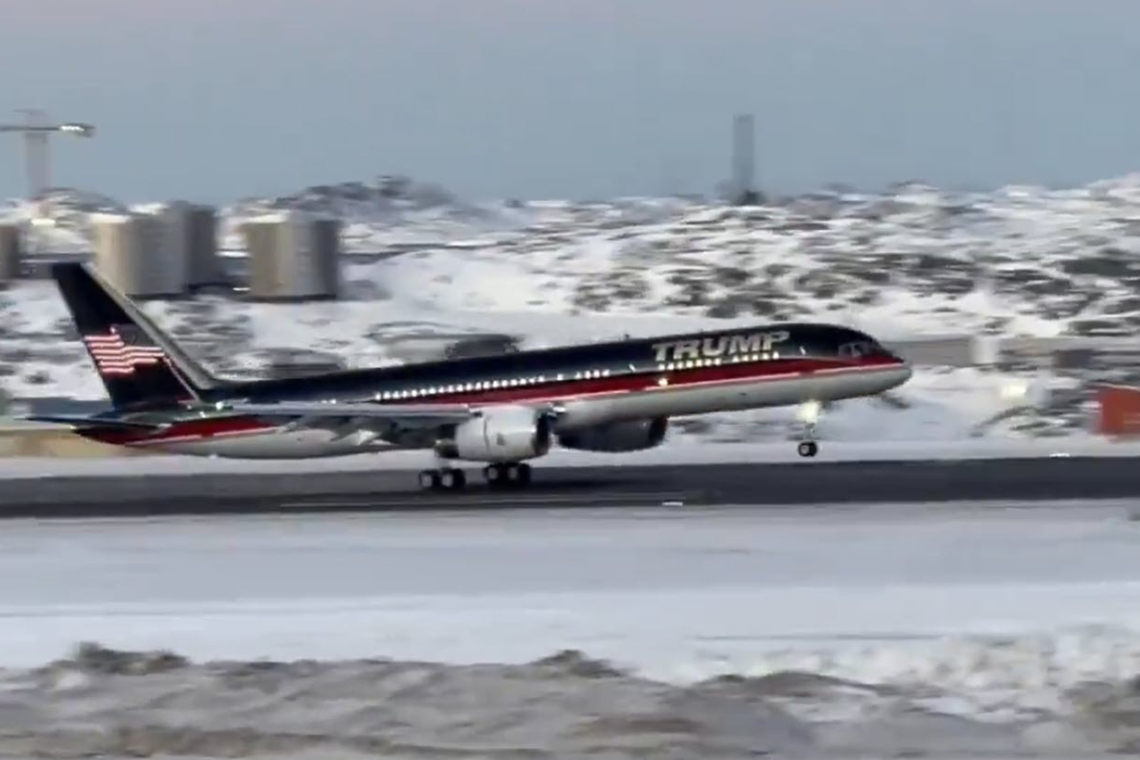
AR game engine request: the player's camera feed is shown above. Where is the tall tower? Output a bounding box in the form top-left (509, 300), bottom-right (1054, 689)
top-left (19, 109), bottom-right (49, 201)
top-left (731, 113), bottom-right (759, 205)
top-left (0, 110), bottom-right (95, 202)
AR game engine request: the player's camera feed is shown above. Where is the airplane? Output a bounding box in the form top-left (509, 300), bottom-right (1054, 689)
top-left (26, 262), bottom-right (913, 491)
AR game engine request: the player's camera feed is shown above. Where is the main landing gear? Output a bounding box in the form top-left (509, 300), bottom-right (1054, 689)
top-left (416, 463), bottom-right (532, 491)
top-left (482, 462), bottom-right (532, 488)
top-left (417, 467), bottom-right (467, 491)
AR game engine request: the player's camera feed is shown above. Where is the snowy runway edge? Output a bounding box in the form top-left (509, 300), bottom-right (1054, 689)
top-left (6, 504), bottom-right (1140, 758)
top-left (0, 436), bottom-right (1136, 479)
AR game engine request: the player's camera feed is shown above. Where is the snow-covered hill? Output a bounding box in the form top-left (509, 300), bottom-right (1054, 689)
top-left (4, 174), bottom-right (1140, 442)
top-left (7, 173), bottom-right (1140, 339)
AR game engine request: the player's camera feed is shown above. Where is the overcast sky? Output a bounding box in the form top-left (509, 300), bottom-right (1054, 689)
top-left (2, 0), bottom-right (1138, 203)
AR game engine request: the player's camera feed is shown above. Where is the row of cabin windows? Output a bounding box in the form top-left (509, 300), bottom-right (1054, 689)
top-left (372, 367), bottom-right (613, 400)
top-left (365, 349), bottom-right (787, 402)
top-left (364, 350), bottom-right (790, 402)
top-left (358, 351), bottom-right (789, 403)
top-left (657, 351), bottom-right (781, 372)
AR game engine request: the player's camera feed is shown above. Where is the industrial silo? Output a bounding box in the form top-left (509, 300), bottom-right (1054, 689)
top-left (242, 216), bottom-right (283, 298)
top-left (0, 223), bottom-right (21, 284)
top-left (243, 211), bottom-right (340, 300)
top-left (91, 212), bottom-right (188, 297)
top-left (163, 201), bottom-right (220, 288)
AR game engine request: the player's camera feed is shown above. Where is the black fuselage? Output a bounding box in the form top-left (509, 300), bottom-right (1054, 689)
top-left (209, 322), bottom-right (901, 408)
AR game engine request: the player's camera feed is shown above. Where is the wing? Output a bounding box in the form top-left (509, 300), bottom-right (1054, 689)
top-left (218, 401), bottom-right (480, 445)
top-left (221, 401), bottom-right (477, 426)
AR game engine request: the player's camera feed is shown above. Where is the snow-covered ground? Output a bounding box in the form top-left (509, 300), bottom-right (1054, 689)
top-left (6, 503), bottom-right (1140, 757)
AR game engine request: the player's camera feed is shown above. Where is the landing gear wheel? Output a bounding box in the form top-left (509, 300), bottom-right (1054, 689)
top-left (483, 464), bottom-right (504, 488)
top-left (797, 441), bottom-right (819, 458)
top-left (483, 463), bottom-right (532, 488)
top-left (418, 468), bottom-right (467, 491)
top-left (439, 468), bottom-right (466, 491)
top-left (417, 469), bottom-right (441, 490)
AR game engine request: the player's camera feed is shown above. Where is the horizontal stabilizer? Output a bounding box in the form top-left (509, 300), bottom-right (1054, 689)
top-left (21, 414), bottom-right (169, 431)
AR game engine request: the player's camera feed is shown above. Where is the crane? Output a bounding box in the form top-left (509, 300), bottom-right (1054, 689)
top-left (0, 109), bottom-right (95, 201)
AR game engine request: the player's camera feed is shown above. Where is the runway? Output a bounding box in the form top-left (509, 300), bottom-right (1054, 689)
top-left (3, 454), bottom-right (1140, 517)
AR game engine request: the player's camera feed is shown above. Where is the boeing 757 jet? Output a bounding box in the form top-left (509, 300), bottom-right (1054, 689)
top-left (27, 263), bottom-right (913, 490)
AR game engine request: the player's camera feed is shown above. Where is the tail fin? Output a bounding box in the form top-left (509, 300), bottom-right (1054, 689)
top-left (52, 263), bottom-right (225, 410)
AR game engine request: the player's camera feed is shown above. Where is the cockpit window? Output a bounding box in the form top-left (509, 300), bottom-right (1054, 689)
top-left (838, 339), bottom-right (900, 361)
top-left (838, 340), bottom-right (877, 359)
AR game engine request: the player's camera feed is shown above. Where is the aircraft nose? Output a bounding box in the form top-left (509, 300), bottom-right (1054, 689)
top-left (894, 360), bottom-right (914, 386)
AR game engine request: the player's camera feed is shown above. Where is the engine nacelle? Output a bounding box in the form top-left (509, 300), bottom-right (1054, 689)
top-left (557, 417), bottom-right (668, 453)
top-left (435, 406), bottom-right (552, 463)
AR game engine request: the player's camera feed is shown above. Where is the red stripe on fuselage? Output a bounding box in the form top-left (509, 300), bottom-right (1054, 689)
top-left (84, 415), bottom-right (276, 446)
top-left (80, 355), bottom-right (904, 447)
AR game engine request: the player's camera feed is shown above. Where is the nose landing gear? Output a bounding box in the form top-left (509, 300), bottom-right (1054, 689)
top-left (796, 400), bottom-right (822, 458)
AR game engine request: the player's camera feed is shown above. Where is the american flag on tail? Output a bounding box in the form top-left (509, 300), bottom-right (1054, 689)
top-left (82, 325), bottom-right (167, 376)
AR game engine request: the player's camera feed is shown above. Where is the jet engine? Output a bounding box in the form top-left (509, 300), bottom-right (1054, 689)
top-left (557, 417), bottom-right (668, 453)
top-left (434, 406), bottom-right (552, 462)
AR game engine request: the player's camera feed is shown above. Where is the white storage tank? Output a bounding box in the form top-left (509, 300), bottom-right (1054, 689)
top-left (0, 223), bottom-right (21, 284)
top-left (91, 212), bottom-right (189, 297)
top-left (163, 201), bottom-right (220, 288)
top-left (243, 211), bottom-right (340, 300)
